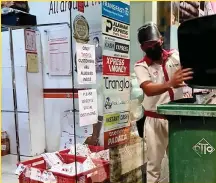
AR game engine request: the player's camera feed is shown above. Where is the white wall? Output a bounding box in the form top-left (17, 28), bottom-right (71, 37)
top-left (2, 29), bottom-right (45, 156)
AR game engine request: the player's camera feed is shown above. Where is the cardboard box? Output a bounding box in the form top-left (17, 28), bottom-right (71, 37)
top-left (1, 131), bottom-right (10, 156)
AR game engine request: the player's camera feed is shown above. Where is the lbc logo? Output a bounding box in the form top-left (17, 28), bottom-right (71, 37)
top-left (106, 19), bottom-right (112, 33)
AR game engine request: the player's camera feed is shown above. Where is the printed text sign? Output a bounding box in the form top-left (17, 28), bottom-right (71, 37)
top-left (103, 56), bottom-right (130, 76)
top-left (102, 1), bottom-right (130, 24)
top-left (76, 43), bottom-right (96, 84)
top-left (103, 75), bottom-right (130, 93)
top-left (104, 126), bottom-right (130, 149)
top-left (24, 29), bottom-right (37, 52)
top-left (104, 92), bottom-right (130, 113)
top-left (102, 17), bottom-right (130, 40)
top-left (78, 89), bottom-right (98, 127)
top-left (104, 111), bottom-right (129, 132)
top-left (103, 35), bottom-right (130, 58)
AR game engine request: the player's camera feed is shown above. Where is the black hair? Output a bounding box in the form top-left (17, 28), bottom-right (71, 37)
top-left (93, 36), bottom-right (99, 43)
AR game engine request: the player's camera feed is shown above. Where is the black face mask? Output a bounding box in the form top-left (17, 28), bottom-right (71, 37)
top-left (145, 43), bottom-right (163, 61)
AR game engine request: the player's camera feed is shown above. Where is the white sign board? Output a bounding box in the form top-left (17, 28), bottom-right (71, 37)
top-left (47, 28), bottom-right (71, 76)
top-left (104, 92), bottom-right (130, 113)
top-left (103, 35), bottom-right (130, 59)
top-left (78, 89), bottom-right (98, 127)
top-left (76, 43), bottom-right (96, 84)
top-left (102, 17), bottom-right (130, 40)
top-left (103, 75), bottom-right (130, 93)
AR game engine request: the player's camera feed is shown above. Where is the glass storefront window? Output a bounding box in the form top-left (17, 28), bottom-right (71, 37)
top-left (2, 2), bottom-right (160, 183)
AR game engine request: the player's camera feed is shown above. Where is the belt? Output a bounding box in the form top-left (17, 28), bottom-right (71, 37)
top-left (144, 110), bottom-right (166, 119)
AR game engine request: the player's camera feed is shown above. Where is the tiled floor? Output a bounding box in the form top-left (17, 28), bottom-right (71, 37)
top-left (2, 155), bottom-right (31, 183)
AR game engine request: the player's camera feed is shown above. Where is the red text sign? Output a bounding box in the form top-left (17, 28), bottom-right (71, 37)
top-left (103, 56), bottom-right (130, 76)
top-left (104, 126), bottom-right (130, 149)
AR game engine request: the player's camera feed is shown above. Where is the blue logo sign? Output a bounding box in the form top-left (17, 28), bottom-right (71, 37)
top-left (102, 1), bottom-right (130, 24)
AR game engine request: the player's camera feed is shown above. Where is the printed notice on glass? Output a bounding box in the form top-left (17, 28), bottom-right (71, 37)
top-left (78, 89), bottom-right (98, 127)
top-left (24, 29), bottom-right (37, 52)
top-left (47, 28), bottom-right (71, 76)
top-left (76, 43), bottom-right (96, 84)
top-left (26, 52), bottom-right (39, 73)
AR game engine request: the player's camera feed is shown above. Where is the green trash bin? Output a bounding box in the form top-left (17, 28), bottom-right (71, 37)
top-left (157, 15), bottom-right (216, 183)
top-left (158, 100), bottom-right (216, 183)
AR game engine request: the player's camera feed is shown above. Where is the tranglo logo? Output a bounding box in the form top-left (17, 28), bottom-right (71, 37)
top-left (192, 138), bottom-right (215, 157)
top-left (104, 76), bottom-right (130, 91)
top-left (104, 39), bottom-right (129, 54)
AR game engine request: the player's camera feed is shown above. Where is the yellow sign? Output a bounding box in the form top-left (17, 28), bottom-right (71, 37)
top-left (104, 113), bottom-right (120, 127)
top-left (26, 52), bottom-right (39, 73)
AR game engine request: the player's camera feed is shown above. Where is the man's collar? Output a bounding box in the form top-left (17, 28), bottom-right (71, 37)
top-left (144, 49), bottom-right (172, 66)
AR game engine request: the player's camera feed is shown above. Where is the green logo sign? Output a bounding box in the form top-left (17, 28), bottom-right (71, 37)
top-left (192, 138), bottom-right (215, 157)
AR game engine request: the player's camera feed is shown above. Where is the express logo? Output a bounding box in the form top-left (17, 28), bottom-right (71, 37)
top-left (105, 97), bottom-right (112, 109)
top-left (106, 19), bottom-right (113, 33)
top-left (104, 39), bottom-right (129, 54)
top-left (115, 42), bottom-right (129, 53)
top-left (103, 56), bottom-right (130, 76)
top-left (104, 18), bottom-right (129, 39)
top-left (104, 77), bottom-right (130, 91)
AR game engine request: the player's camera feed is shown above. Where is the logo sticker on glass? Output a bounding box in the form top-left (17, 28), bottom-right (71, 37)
top-left (192, 138), bottom-right (215, 157)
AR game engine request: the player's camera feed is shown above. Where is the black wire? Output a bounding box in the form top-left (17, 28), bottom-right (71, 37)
top-left (69, 4), bottom-right (78, 183)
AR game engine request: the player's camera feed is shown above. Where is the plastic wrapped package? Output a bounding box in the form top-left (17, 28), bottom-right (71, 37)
top-left (130, 73), bottom-right (144, 122)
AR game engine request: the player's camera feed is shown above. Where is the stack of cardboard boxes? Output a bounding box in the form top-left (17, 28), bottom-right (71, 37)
top-left (1, 131), bottom-right (10, 156)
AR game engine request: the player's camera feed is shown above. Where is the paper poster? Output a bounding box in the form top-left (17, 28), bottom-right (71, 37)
top-left (78, 89), bottom-right (98, 127)
top-left (24, 29), bottom-right (37, 52)
top-left (26, 52), bottom-right (39, 73)
top-left (76, 43), bottom-right (96, 84)
top-left (47, 28), bottom-right (71, 76)
top-left (59, 110), bottom-right (92, 149)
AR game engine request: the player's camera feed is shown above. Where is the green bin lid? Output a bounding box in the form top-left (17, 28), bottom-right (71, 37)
top-left (157, 103), bottom-right (216, 117)
top-left (178, 14), bottom-right (216, 89)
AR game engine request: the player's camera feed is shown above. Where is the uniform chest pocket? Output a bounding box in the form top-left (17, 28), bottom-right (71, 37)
top-left (150, 69), bottom-right (165, 83)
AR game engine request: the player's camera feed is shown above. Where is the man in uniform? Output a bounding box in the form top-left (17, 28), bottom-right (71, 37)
top-left (134, 22), bottom-right (193, 183)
